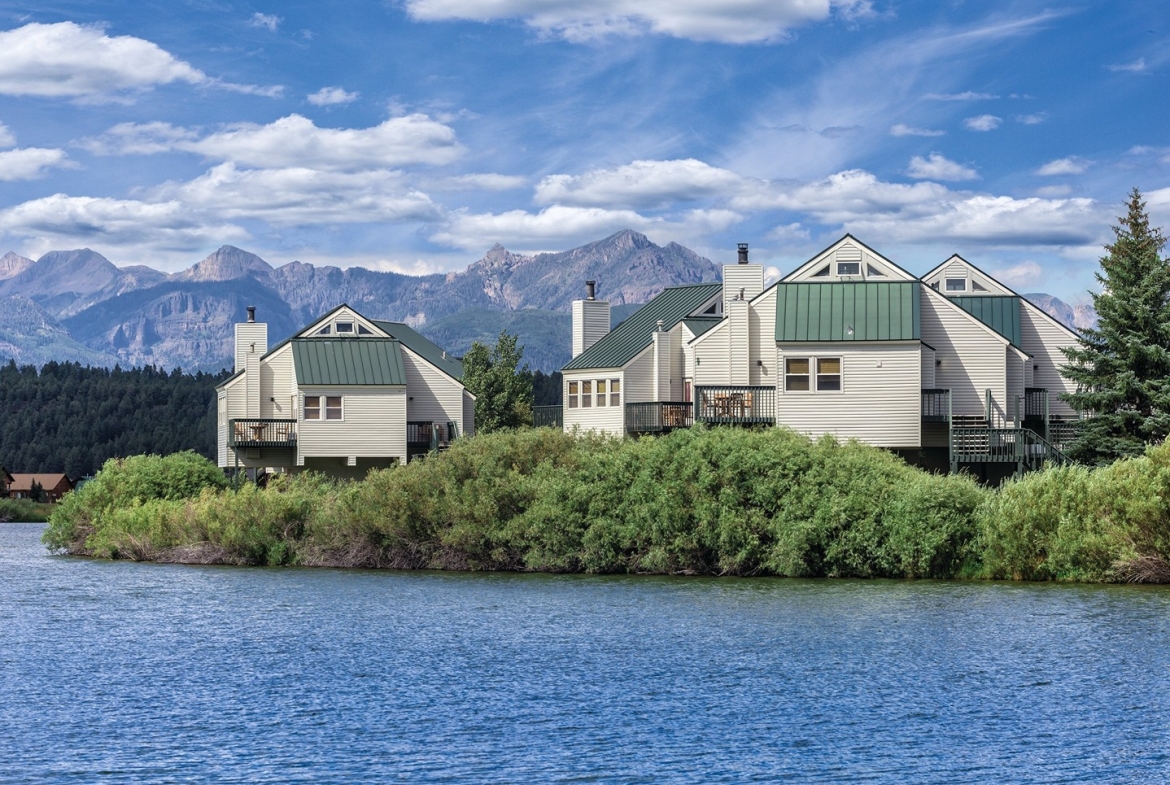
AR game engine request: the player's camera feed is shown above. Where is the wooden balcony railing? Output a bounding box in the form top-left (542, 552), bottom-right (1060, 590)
top-left (228, 419), bottom-right (297, 448)
top-left (625, 402), bottom-right (693, 434)
top-left (1023, 387), bottom-right (1049, 419)
top-left (922, 389), bottom-right (951, 422)
top-left (694, 386), bottom-right (775, 425)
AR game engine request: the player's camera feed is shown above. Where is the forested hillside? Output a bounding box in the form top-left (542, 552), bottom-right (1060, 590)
top-left (0, 361), bottom-right (228, 477)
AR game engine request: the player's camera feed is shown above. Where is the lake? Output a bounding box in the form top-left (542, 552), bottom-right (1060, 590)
top-left (2, 521), bottom-right (1169, 783)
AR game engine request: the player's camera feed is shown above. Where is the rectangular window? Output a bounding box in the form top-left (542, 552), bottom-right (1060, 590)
top-left (568, 381), bottom-right (579, 409)
top-left (817, 358), bottom-right (842, 391)
top-left (837, 262), bottom-right (861, 276)
top-left (582, 380), bottom-right (592, 408)
top-left (304, 395), bottom-right (321, 420)
top-left (596, 379), bottom-right (607, 407)
top-left (785, 358), bottom-right (810, 391)
top-left (325, 396), bottom-right (342, 420)
top-left (336, 321), bottom-right (354, 333)
top-left (610, 379), bottom-right (621, 407)
top-left (945, 278), bottom-right (967, 291)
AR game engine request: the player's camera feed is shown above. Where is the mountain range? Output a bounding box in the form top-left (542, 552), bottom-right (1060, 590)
top-left (0, 231), bottom-right (1095, 372)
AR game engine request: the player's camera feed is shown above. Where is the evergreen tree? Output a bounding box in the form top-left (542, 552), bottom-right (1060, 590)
top-left (462, 332), bottom-right (534, 432)
top-left (1061, 188), bottom-right (1170, 463)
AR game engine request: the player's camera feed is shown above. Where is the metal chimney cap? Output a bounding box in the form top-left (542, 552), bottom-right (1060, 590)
top-left (246, 306), bottom-right (256, 323)
top-left (656, 319), bottom-right (665, 331)
top-left (586, 280), bottom-right (596, 300)
top-left (737, 243), bottom-right (749, 264)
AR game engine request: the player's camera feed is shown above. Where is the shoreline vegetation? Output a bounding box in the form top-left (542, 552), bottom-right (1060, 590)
top-left (1, 499), bottom-right (51, 523)
top-left (41, 428), bottom-right (1170, 583)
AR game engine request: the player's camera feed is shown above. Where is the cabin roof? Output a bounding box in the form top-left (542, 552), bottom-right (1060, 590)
top-left (775, 281), bottom-right (921, 342)
top-left (950, 296), bottom-right (1022, 347)
top-left (291, 338), bottom-right (407, 386)
top-left (371, 320), bottom-right (464, 381)
top-left (563, 283), bottom-right (722, 371)
top-left (682, 316), bottom-right (724, 340)
top-left (8, 473), bottom-right (72, 492)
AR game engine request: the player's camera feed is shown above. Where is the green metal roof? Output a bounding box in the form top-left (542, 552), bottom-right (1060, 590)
top-left (950, 296), bottom-right (1021, 347)
top-left (563, 283), bottom-right (722, 371)
top-left (371, 320), bottom-right (463, 381)
top-left (682, 317), bottom-right (723, 340)
top-left (775, 281), bottom-right (920, 342)
top-left (292, 338), bottom-right (406, 386)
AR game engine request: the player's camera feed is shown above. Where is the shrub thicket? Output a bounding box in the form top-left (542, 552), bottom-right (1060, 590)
top-left (0, 498), bottom-right (49, 523)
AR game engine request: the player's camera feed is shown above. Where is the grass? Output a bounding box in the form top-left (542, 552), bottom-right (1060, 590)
top-left (0, 498), bottom-right (52, 523)
top-left (40, 431), bottom-right (1170, 582)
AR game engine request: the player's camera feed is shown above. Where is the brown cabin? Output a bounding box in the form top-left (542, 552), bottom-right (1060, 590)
top-left (0, 467), bottom-right (12, 498)
top-left (8, 473), bottom-right (74, 503)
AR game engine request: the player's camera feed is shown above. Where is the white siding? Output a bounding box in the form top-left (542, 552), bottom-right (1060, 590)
top-left (234, 322), bottom-right (267, 373)
top-left (776, 342), bottom-right (921, 448)
top-left (722, 264), bottom-right (764, 309)
top-left (562, 369), bottom-right (625, 436)
top-left (296, 386), bottom-right (407, 462)
top-left (785, 238), bottom-right (916, 282)
top-left (462, 390), bottom-right (476, 437)
top-left (668, 326), bottom-right (684, 401)
top-left (727, 300), bottom-right (750, 386)
top-left (652, 331), bottom-right (670, 401)
top-left (750, 288), bottom-right (777, 386)
top-left (217, 390), bottom-right (227, 467)
top-left (1007, 348), bottom-right (1024, 426)
top-left (572, 300), bottom-right (611, 358)
top-left (260, 344), bottom-right (295, 419)
top-left (1020, 300), bottom-right (1079, 417)
top-left (920, 287), bottom-right (1008, 420)
top-left (692, 319), bottom-right (730, 386)
top-left (624, 346), bottom-right (654, 403)
top-left (401, 345), bottom-right (464, 426)
top-left (921, 344), bottom-right (936, 389)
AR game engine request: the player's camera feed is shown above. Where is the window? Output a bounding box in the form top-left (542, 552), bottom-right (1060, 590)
top-left (972, 280), bottom-right (987, 292)
top-left (315, 325), bottom-right (332, 335)
top-left (304, 395), bottom-right (342, 420)
top-left (812, 264), bottom-right (830, 277)
top-left (610, 379), bottom-right (621, 406)
top-left (866, 264), bottom-right (885, 277)
top-left (837, 262), bottom-right (861, 276)
top-left (336, 321), bottom-right (354, 334)
top-left (582, 380), bottom-right (592, 408)
top-left (596, 379), bottom-right (607, 407)
top-left (568, 381), bottom-right (579, 409)
top-left (358, 324), bottom-right (373, 335)
top-left (945, 278), bottom-right (967, 292)
top-left (817, 358), bottom-right (842, 391)
top-left (785, 358), bottom-right (810, 391)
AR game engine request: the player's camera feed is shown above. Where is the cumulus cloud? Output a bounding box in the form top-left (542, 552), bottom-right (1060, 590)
top-left (905, 153), bottom-right (978, 181)
top-left (990, 260), bottom-right (1042, 288)
top-left (1108, 58), bottom-right (1146, 73)
top-left (0, 122), bottom-right (15, 148)
top-left (83, 114), bottom-right (463, 170)
top-left (249, 13), bottom-right (281, 31)
top-left (403, 0), bottom-right (869, 43)
top-left (430, 173), bottom-right (528, 191)
top-left (963, 114), bottom-right (1002, 131)
top-left (1036, 157), bottom-right (1090, 176)
top-left (922, 91), bottom-right (998, 101)
top-left (1016, 112), bottom-right (1047, 125)
top-left (534, 159), bottom-right (744, 209)
top-left (0, 22), bottom-right (279, 100)
top-left (889, 123), bottom-right (945, 137)
top-left (0, 148), bottom-right (75, 180)
top-left (307, 86), bottom-right (359, 106)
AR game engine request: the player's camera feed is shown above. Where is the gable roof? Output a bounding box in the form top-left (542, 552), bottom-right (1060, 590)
top-left (775, 281), bottom-right (921, 342)
top-left (783, 234), bottom-right (917, 282)
top-left (292, 338), bottom-right (407, 386)
top-left (563, 283), bottom-right (722, 371)
top-left (950, 296), bottom-right (1021, 347)
top-left (9, 473), bottom-right (72, 492)
top-left (922, 254), bottom-right (1016, 297)
top-left (371, 320), bottom-right (464, 381)
top-left (682, 316), bottom-right (723, 340)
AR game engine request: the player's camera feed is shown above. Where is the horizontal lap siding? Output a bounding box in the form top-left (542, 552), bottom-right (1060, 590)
top-left (920, 288), bottom-right (1007, 419)
top-left (260, 344), bottom-right (295, 419)
top-left (1007, 349), bottom-right (1024, 424)
top-left (692, 320), bottom-right (730, 386)
top-left (751, 289), bottom-right (777, 385)
top-left (401, 346), bottom-right (463, 426)
top-left (1020, 301), bottom-right (1079, 418)
top-left (463, 390), bottom-right (475, 437)
top-left (562, 369), bottom-right (625, 436)
top-left (776, 342), bottom-right (921, 448)
top-left (297, 386), bottom-right (406, 462)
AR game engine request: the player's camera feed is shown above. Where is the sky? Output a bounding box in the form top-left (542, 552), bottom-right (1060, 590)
top-left (0, 1), bottom-right (1166, 301)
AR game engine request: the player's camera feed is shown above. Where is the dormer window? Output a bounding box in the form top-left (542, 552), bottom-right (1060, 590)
top-left (945, 278), bottom-right (967, 292)
top-left (972, 281), bottom-right (987, 292)
top-left (336, 321), bottom-right (354, 334)
top-left (837, 262), bottom-right (861, 276)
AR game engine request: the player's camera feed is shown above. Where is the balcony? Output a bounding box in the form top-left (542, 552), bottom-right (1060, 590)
top-left (694, 386), bottom-right (775, 426)
top-left (228, 419), bottom-right (297, 448)
top-left (625, 402), bottom-right (693, 434)
top-left (922, 389), bottom-right (951, 422)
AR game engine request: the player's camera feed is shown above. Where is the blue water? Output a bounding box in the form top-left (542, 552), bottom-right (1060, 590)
top-left (2, 523), bottom-right (1169, 783)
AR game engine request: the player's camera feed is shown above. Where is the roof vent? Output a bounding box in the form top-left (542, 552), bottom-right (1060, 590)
top-left (586, 280), bottom-right (596, 300)
top-left (246, 306), bottom-right (256, 323)
top-left (656, 319), bottom-right (665, 332)
top-left (737, 243), bottom-right (749, 264)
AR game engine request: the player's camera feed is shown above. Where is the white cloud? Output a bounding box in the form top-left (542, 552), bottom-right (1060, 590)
top-left (1036, 157), bottom-right (1090, 176)
top-left (152, 164), bottom-right (442, 225)
top-left (1108, 58), bottom-right (1146, 73)
top-left (922, 91), bottom-right (998, 101)
top-left (403, 0), bottom-right (870, 43)
top-left (0, 122), bottom-right (15, 148)
top-left (963, 114), bottom-right (1001, 131)
top-left (431, 173), bottom-right (528, 191)
top-left (84, 114), bottom-right (463, 170)
top-left (0, 148), bottom-right (75, 180)
top-left (249, 13), bottom-right (281, 31)
top-left (1016, 113), bottom-right (1047, 125)
top-left (889, 123), bottom-right (945, 137)
top-left (0, 22), bottom-right (279, 100)
top-left (534, 159), bottom-right (744, 208)
top-left (1036, 185), bottom-right (1072, 197)
top-left (307, 86), bottom-right (359, 106)
top-left (905, 153), bottom-right (978, 181)
top-left (990, 260), bottom-right (1042, 288)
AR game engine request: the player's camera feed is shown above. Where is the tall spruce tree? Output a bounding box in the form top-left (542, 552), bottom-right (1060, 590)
top-left (1060, 188), bottom-right (1170, 463)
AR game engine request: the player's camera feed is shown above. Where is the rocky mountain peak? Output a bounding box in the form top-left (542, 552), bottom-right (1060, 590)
top-left (0, 252), bottom-right (34, 280)
top-left (177, 245), bottom-right (275, 283)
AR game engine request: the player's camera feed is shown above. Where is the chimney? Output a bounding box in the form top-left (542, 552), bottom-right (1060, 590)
top-left (738, 243), bottom-right (749, 264)
top-left (572, 279), bottom-right (611, 358)
top-left (246, 305), bottom-right (256, 323)
top-left (723, 242), bottom-right (764, 311)
top-left (235, 307), bottom-right (268, 419)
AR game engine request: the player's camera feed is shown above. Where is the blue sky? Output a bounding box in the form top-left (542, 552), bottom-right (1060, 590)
top-left (0, 1), bottom-right (1166, 300)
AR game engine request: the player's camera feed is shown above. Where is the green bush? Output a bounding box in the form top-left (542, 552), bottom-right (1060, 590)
top-left (0, 497), bottom-right (49, 523)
